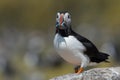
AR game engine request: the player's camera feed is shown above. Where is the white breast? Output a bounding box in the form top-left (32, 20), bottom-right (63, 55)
top-left (54, 33), bottom-right (90, 66)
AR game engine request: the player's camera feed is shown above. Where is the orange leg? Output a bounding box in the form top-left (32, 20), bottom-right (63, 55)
top-left (77, 67), bottom-right (84, 74)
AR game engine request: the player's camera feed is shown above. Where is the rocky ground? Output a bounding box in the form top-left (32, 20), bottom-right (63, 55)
top-left (50, 67), bottom-right (120, 80)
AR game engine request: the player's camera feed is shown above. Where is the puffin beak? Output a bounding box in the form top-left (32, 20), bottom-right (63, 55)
top-left (59, 14), bottom-right (64, 27)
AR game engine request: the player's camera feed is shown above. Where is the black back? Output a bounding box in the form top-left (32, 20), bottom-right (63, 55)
top-left (70, 28), bottom-right (109, 63)
top-left (70, 29), bottom-right (99, 57)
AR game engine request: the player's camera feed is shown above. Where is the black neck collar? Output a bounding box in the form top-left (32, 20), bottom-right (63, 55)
top-left (56, 27), bottom-right (72, 37)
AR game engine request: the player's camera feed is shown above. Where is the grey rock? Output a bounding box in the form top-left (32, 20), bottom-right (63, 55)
top-left (50, 67), bottom-right (120, 80)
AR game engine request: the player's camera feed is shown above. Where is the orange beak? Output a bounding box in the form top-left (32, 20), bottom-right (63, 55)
top-left (59, 14), bottom-right (64, 27)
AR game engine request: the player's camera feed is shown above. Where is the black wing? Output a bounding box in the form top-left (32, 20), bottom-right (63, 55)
top-left (71, 30), bottom-right (99, 57)
top-left (70, 29), bottom-right (109, 63)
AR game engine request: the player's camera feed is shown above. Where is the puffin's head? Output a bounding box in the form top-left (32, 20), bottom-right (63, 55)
top-left (56, 11), bottom-right (71, 30)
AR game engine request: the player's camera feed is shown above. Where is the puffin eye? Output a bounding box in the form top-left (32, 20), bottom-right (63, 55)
top-left (68, 15), bottom-right (70, 19)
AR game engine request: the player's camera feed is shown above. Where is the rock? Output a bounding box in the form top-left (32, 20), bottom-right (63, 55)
top-left (50, 67), bottom-right (120, 80)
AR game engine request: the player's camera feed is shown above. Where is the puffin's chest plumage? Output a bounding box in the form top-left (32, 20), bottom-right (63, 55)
top-left (54, 33), bottom-right (87, 65)
top-left (54, 34), bottom-right (85, 50)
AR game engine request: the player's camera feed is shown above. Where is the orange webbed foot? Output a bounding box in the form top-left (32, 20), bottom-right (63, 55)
top-left (77, 67), bottom-right (84, 74)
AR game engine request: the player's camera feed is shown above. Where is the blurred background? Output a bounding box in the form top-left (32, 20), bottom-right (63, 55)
top-left (0, 0), bottom-right (119, 80)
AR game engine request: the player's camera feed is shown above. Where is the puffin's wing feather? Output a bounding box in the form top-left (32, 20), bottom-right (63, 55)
top-left (71, 30), bottom-right (99, 57)
top-left (82, 42), bottom-right (99, 56)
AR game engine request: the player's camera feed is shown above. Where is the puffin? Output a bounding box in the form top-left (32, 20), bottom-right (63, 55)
top-left (54, 11), bottom-right (109, 74)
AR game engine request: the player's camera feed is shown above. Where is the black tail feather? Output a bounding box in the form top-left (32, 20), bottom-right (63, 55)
top-left (90, 52), bottom-right (110, 63)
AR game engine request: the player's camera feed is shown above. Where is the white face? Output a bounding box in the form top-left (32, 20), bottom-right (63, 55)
top-left (63, 12), bottom-right (71, 25)
top-left (56, 12), bottom-right (71, 28)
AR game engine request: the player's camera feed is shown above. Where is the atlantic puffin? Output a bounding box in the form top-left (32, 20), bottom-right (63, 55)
top-left (54, 11), bottom-right (109, 74)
